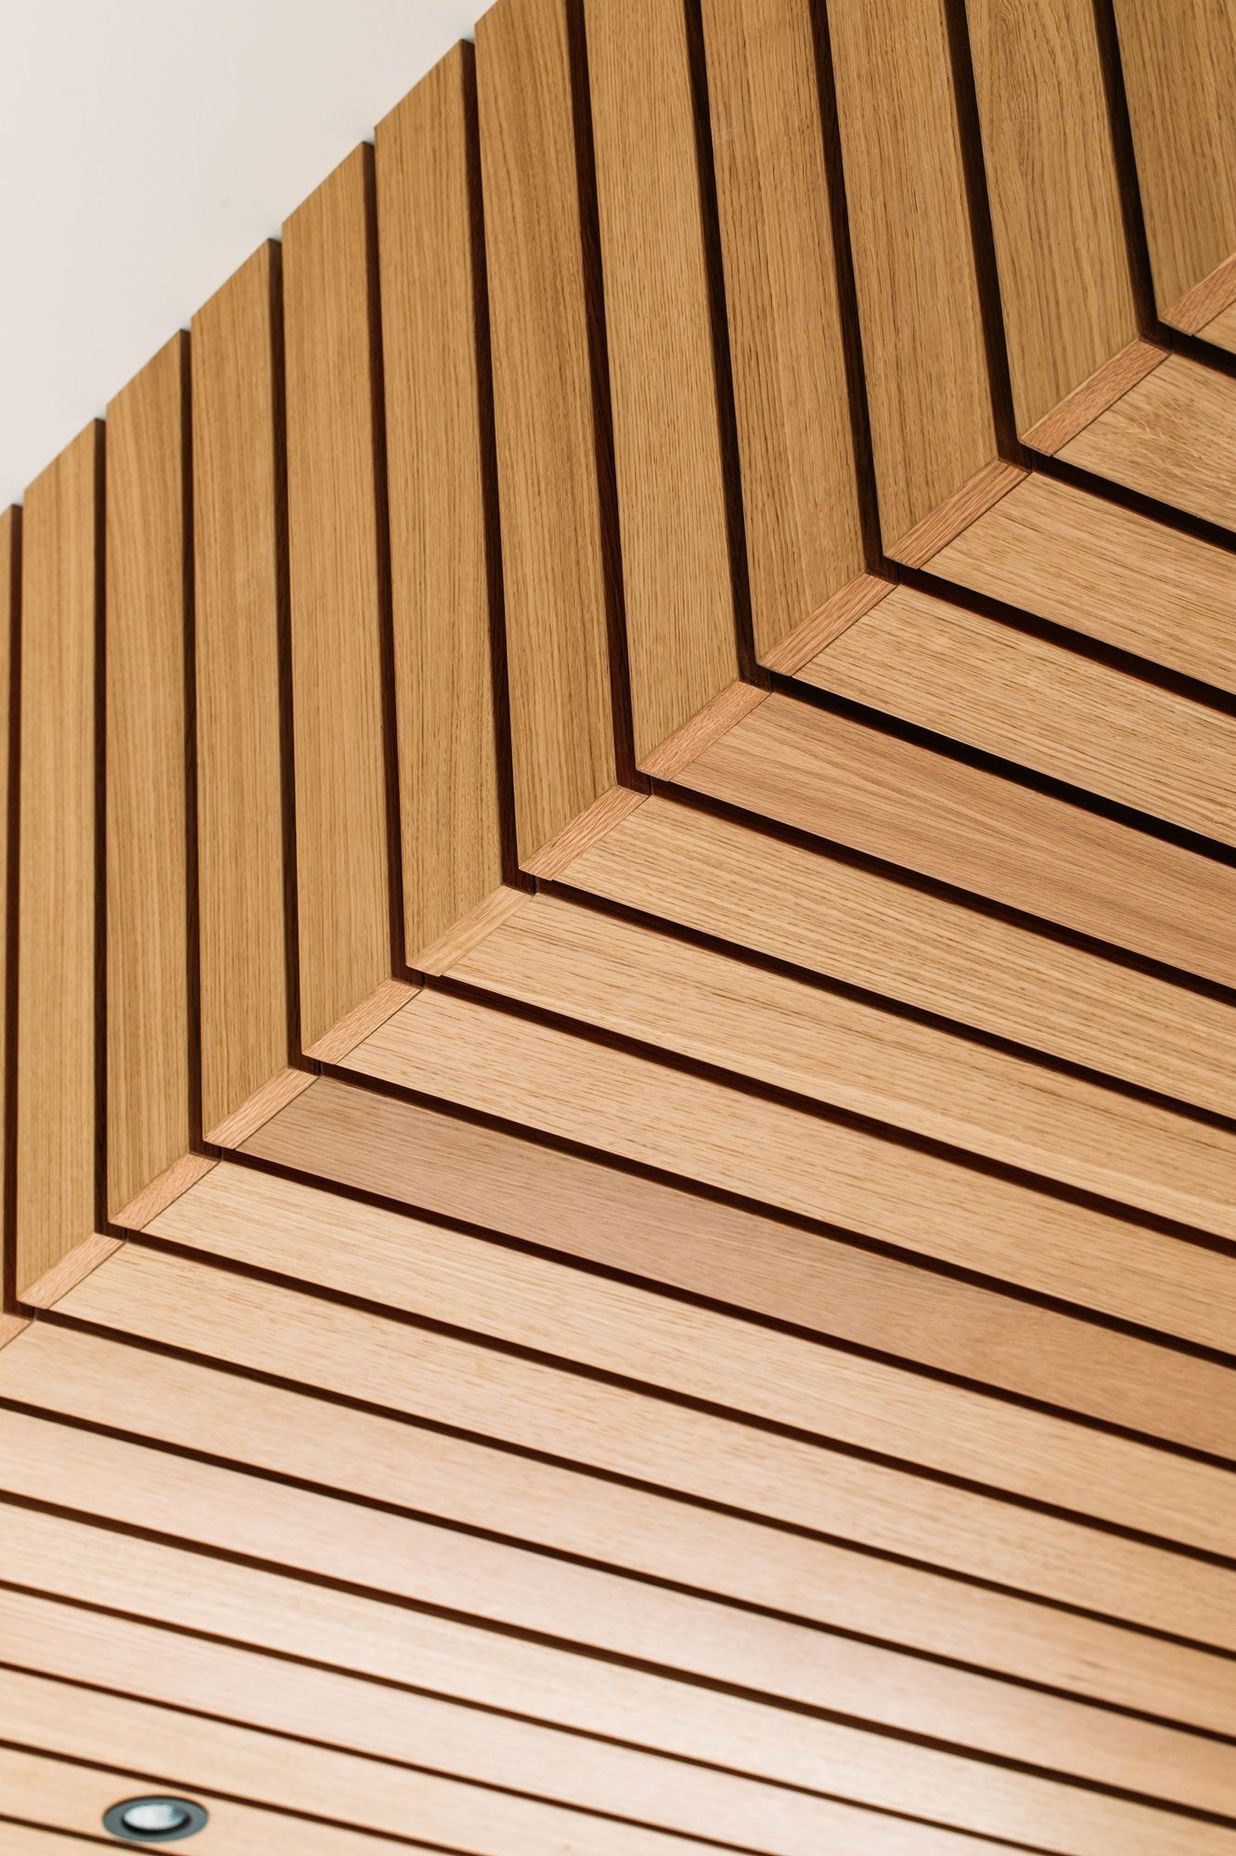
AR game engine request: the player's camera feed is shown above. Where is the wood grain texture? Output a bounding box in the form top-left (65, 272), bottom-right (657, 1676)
top-left (1112, 0), bottom-right (1236, 329)
top-left (0, 1744), bottom-right (386, 1856)
top-left (104, 335), bottom-right (195, 1223)
top-left (965, 0), bottom-right (1157, 443)
top-left (679, 690), bottom-right (1236, 985)
top-left (931, 470), bottom-right (1236, 691)
top-left (191, 245), bottom-right (295, 1141)
top-left (1202, 295), bottom-right (1236, 353)
top-left (561, 798), bottom-right (1236, 1117)
top-left (801, 581), bottom-right (1236, 843)
top-left (150, 1162), bottom-right (1236, 1541)
top-left (475, 0), bottom-right (622, 864)
top-left (46, 1248), bottom-right (1236, 1647)
top-left (282, 148), bottom-right (395, 1054)
top-left (10, 1477), bottom-right (1236, 1805)
top-left (585, 0), bottom-right (744, 763)
top-left (451, 891), bottom-right (1236, 1238)
top-left (241, 1088), bottom-right (1236, 1458)
top-left (347, 994), bottom-right (1236, 1351)
top-left (15, 425), bottom-right (99, 1299)
top-left (3, 1587), bottom-right (1228, 1856)
top-left (827, 0), bottom-right (1015, 555)
top-left (375, 47), bottom-right (509, 969)
top-left (698, 0), bottom-right (882, 667)
top-left (1059, 353), bottom-right (1236, 528)
top-left (6, 1352), bottom-right (1234, 1741)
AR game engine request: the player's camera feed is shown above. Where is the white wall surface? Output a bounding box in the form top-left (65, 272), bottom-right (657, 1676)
top-left (0, 0), bottom-right (484, 505)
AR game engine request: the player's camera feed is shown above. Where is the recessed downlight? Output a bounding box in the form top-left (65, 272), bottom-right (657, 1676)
top-left (102, 1797), bottom-right (209, 1844)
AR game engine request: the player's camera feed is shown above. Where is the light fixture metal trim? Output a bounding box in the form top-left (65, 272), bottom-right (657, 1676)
top-left (102, 1796), bottom-right (209, 1844)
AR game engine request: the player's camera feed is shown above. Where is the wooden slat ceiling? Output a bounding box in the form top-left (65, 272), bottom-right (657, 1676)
top-left (1, 1), bottom-right (1235, 1851)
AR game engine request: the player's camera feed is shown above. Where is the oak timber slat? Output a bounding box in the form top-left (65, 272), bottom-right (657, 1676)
top-left (449, 890), bottom-right (1236, 1237)
top-left (697, 0), bottom-right (884, 670)
top-left (375, 47), bottom-right (509, 970)
top-left (6, 1370), bottom-right (1235, 1753)
top-left (104, 336), bottom-right (204, 1225)
top-left (346, 991), bottom-right (1236, 1352)
top-left (585, 0), bottom-right (746, 768)
top-left (191, 246), bottom-right (300, 1142)
top-left (146, 1163), bottom-right (1236, 1543)
top-left (244, 1074), bottom-right (1236, 1456)
top-left (282, 148), bottom-right (396, 1055)
top-left (0, 1666), bottom-right (1067, 1856)
top-left (2, 1592), bottom-right (1225, 1856)
top-left (1059, 354), bottom-right (1236, 529)
top-left (0, 507), bottom-right (13, 1294)
top-left (0, 1746), bottom-right (390, 1856)
top-left (559, 806), bottom-right (1236, 1124)
top-left (15, 425), bottom-right (98, 1300)
top-left (677, 691), bottom-right (1236, 986)
top-left (930, 471), bottom-right (1236, 693)
top-left (964, 0), bottom-right (1159, 447)
top-left (1204, 297), bottom-right (1236, 355)
top-left (6, 1502), bottom-right (1232, 1824)
top-left (475, 0), bottom-right (622, 867)
top-left (1111, 0), bottom-right (1236, 332)
top-left (826, 0), bottom-right (1020, 559)
top-left (800, 582), bottom-right (1236, 845)
top-left (30, 1262), bottom-right (1236, 1654)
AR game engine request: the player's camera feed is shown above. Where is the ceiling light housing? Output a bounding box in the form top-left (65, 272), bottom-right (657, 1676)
top-left (102, 1797), bottom-right (209, 1844)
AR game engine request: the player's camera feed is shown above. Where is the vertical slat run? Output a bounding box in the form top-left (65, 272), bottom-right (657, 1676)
top-left (700, 0), bottom-right (886, 672)
top-left (965, 0), bottom-right (1161, 450)
top-left (586, 0), bottom-right (753, 773)
top-left (827, 0), bottom-right (1021, 562)
top-left (375, 46), bottom-right (510, 973)
top-left (1112, 0), bottom-right (1236, 336)
top-left (192, 246), bottom-right (303, 1145)
top-left (476, 0), bottom-right (628, 874)
top-left (283, 147), bottom-right (408, 1060)
top-left (15, 425), bottom-right (99, 1298)
top-left (0, 509), bottom-right (14, 1308)
top-left (105, 336), bottom-right (210, 1225)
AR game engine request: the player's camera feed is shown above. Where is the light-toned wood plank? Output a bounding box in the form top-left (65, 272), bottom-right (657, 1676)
top-left (242, 1081), bottom-right (1236, 1457)
top-left (801, 581), bottom-right (1236, 843)
top-left (930, 471), bottom-right (1236, 691)
top-left (827, 0), bottom-right (1021, 557)
top-left (6, 1501), bottom-right (1232, 1824)
top-left (679, 690), bottom-right (1236, 985)
top-left (150, 1161), bottom-right (1236, 1545)
top-left (1112, 0), bottom-right (1236, 331)
top-left (2, 1586), bottom-right (1225, 1856)
top-left (0, 1744), bottom-right (394, 1856)
top-left (0, 1662), bottom-right (1076, 1856)
top-left (283, 148), bottom-right (395, 1055)
top-left (15, 425), bottom-right (98, 1299)
top-left (375, 47), bottom-right (510, 969)
top-left (965, 0), bottom-right (1159, 447)
top-left (475, 0), bottom-right (622, 865)
top-left (8, 1337), bottom-right (1232, 1737)
top-left (347, 991), bottom-right (1236, 1353)
top-left (697, 0), bottom-right (884, 669)
top-left (105, 336), bottom-right (195, 1223)
top-left (1202, 296), bottom-right (1236, 354)
top-left (191, 245), bottom-right (296, 1141)
top-left (563, 798), bottom-right (1236, 1118)
top-left (0, 506), bottom-right (13, 1300)
top-left (1060, 353), bottom-right (1236, 528)
top-left (585, 0), bottom-right (744, 764)
top-left (450, 890), bottom-right (1236, 1238)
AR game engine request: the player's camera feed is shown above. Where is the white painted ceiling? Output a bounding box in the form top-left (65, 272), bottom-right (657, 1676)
top-left (0, 0), bottom-right (485, 506)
